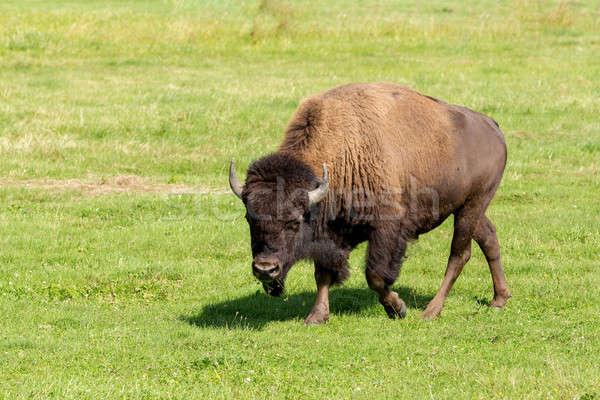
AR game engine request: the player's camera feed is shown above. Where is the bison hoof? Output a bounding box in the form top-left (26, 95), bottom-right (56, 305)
top-left (489, 293), bottom-right (510, 309)
top-left (420, 304), bottom-right (442, 321)
top-left (382, 292), bottom-right (406, 319)
top-left (304, 313), bottom-right (329, 325)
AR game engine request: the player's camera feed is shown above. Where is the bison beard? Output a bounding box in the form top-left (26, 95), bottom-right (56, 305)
top-left (230, 82), bottom-right (511, 324)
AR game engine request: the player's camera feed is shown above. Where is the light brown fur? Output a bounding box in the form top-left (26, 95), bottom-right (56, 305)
top-left (279, 83), bottom-right (470, 226)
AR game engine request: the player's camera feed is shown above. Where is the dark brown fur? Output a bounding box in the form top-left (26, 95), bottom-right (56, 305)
top-left (236, 82), bottom-right (511, 324)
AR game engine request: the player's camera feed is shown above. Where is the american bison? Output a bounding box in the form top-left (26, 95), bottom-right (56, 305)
top-left (229, 82), bottom-right (511, 324)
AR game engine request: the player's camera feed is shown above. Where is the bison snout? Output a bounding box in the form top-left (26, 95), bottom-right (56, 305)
top-left (252, 258), bottom-right (281, 281)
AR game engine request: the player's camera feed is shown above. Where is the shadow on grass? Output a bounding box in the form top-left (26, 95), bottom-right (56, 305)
top-left (181, 286), bottom-right (433, 330)
top-left (474, 297), bottom-right (491, 307)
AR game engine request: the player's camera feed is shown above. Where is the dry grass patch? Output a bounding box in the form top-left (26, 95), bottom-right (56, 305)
top-left (0, 175), bottom-right (226, 195)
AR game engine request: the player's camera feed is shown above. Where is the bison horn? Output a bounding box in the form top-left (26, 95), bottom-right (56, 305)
top-left (229, 158), bottom-right (244, 199)
top-left (308, 163), bottom-right (329, 206)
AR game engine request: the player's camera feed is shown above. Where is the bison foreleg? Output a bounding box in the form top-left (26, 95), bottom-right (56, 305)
top-left (365, 230), bottom-right (407, 319)
top-left (366, 268), bottom-right (406, 319)
top-left (304, 265), bottom-right (332, 325)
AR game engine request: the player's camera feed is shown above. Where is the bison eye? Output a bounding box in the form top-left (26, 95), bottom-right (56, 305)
top-left (284, 219), bottom-right (301, 230)
top-left (303, 212), bottom-right (310, 224)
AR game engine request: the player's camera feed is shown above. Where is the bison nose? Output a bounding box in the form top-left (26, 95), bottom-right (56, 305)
top-left (252, 258), bottom-right (281, 281)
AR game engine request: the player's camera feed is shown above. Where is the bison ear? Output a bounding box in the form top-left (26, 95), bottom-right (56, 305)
top-left (307, 163), bottom-right (329, 206)
top-left (229, 158), bottom-right (244, 200)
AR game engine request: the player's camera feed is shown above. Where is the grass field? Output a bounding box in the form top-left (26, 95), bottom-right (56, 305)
top-left (1, 0), bottom-right (599, 398)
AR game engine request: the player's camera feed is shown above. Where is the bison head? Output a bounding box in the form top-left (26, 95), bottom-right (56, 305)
top-left (229, 155), bottom-right (328, 296)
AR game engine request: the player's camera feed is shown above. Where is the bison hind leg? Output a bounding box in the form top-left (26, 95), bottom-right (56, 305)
top-left (473, 214), bottom-right (511, 308)
top-left (421, 206), bottom-right (476, 320)
top-left (421, 188), bottom-right (506, 320)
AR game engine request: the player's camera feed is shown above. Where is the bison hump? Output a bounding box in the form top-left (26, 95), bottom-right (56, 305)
top-left (280, 97), bottom-right (323, 152)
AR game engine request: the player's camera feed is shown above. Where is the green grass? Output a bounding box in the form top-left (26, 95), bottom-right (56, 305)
top-left (1, 0), bottom-right (599, 398)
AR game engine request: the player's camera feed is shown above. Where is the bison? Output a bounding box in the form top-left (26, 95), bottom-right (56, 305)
top-left (229, 82), bottom-right (511, 324)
